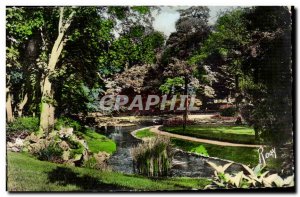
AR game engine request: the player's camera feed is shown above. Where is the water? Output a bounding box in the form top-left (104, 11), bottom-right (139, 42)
top-left (96, 124), bottom-right (244, 178)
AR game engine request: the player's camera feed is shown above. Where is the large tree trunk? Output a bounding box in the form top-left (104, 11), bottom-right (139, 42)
top-left (6, 88), bottom-right (14, 123)
top-left (39, 76), bottom-right (55, 132)
top-left (39, 7), bottom-right (75, 134)
top-left (17, 93), bottom-right (28, 117)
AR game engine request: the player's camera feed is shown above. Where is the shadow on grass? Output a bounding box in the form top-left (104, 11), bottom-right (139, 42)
top-left (47, 167), bottom-right (127, 192)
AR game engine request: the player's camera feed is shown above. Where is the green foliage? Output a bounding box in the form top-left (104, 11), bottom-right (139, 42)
top-left (205, 162), bottom-right (294, 189)
top-left (131, 6), bottom-right (150, 15)
top-left (54, 117), bottom-right (82, 131)
top-left (240, 6), bottom-right (293, 146)
top-left (108, 6), bottom-right (128, 20)
top-left (220, 107), bottom-right (236, 117)
top-left (7, 117), bottom-right (39, 134)
top-left (36, 142), bottom-right (63, 163)
top-left (190, 145), bottom-right (209, 156)
top-left (6, 7), bottom-right (44, 41)
top-left (159, 77), bottom-right (184, 94)
top-left (68, 138), bottom-right (85, 159)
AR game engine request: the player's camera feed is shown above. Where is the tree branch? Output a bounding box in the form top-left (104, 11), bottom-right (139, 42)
top-left (62, 9), bottom-right (76, 32)
top-left (58, 7), bottom-right (64, 33)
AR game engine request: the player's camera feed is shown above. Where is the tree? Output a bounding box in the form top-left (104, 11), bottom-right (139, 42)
top-left (241, 6), bottom-right (293, 145)
top-left (161, 6), bottom-right (210, 64)
top-left (190, 8), bottom-right (250, 111)
top-left (39, 7), bottom-right (76, 133)
top-left (6, 7), bottom-right (45, 121)
top-left (240, 6), bottom-right (293, 175)
top-left (160, 6), bottom-right (210, 131)
top-left (161, 58), bottom-right (197, 131)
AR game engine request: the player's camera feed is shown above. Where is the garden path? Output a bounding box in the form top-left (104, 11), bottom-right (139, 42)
top-left (149, 125), bottom-right (261, 148)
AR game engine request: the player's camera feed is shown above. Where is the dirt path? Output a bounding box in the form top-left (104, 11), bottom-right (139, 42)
top-left (149, 125), bottom-right (262, 148)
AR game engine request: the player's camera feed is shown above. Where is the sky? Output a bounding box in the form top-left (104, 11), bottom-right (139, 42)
top-left (152, 6), bottom-right (237, 37)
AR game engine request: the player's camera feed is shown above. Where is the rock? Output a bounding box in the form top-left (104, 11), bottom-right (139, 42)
top-left (7, 137), bottom-right (24, 152)
top-left (62, 150), bottom-right (70, 161)
top-left (59, 141), bottom-right (69, 151)
top-left (26, 133), bottom-right (40, 143)
top-left (94, 151), bottom-right (110, 164)
top-left (7, 142), bottom-right (13, 148)
top-left (83, 149), bottom-right (90, 161)
top-left (15, 138), bottom-right (24, 147)
top-left (96, 112), bottom-right (103, 117)
top-left (59, 127), bottom-right (74, 138)
top-left (11, 147), bottom-right (20, 152)
top-left (28, 139), bottom-right (48, 154)
top-left (73, 154), bottom-right (82, 161)
top-left (65, 159), bottom-right (75, 166)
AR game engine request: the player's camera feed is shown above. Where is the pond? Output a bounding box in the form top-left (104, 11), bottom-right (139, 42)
top-left (96, 123), bottom-right (244, 178)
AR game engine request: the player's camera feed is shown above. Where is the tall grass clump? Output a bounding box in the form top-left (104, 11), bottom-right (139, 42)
top-left (130, 136), bottom-right (173, 177)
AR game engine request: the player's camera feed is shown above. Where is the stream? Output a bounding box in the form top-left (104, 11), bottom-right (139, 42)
top-left (96, 124), bottom-right (244, 178)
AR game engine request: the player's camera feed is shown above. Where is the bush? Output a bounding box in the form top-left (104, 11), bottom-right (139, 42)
top-left (68, 139), bottom-right (85, 159)
top-left (190, 145), bottom-right (209, 156)
top-left (220, 107), bottom-right (236, 117)
top-left (36, 142), bottom-right (64, 163)
top-left (7, 117), bottom-right (39, 134)
top-left (54, 117), bottom-right (82, 131)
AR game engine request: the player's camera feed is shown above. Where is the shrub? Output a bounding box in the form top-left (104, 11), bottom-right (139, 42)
top-left (54, 117), bottom-right (82, 131)
top-left (131, 136), bottom-right (173, 177)
top-left (68, 139), bottom-right (85, 159)
top-left (36, 142), bottom-right (64, 163)
top-left (220, 107), bottom-right (236, 117)
top-left (190, 145), bottom-right (209, 156)
top-left (7, 117), bottom-right (39, 134)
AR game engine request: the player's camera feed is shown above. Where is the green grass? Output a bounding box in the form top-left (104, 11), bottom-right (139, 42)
top-left (135, 128), bottom-right (157, 139)
top-left (7, 152), bottom-right (211, 191)
top-left (134, 127), bottom-right (258, 166)
top-left (162, 125), bottom-right (257, 144)
top-left (171, 138), bottom-right (259, 166)
top-left (82, 129), bottom-right (116, 154)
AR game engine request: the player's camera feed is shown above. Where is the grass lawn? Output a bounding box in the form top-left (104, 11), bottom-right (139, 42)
top-left (135, 129), bottom-right (258, 166)
top-left (7, 152), bottom-right (211, 192)
top-left (161, 125), bottom-right (257, 144)
top-left (171, 138), bottom-right (258, 166)
top-left (81, 129), bottom-right (116, 154)
top-left (135, 128), bottom-right (157, 139)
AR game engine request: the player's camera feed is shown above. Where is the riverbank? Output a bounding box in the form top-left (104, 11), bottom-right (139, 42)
top-left (132, 127), bottom-right (259, 166)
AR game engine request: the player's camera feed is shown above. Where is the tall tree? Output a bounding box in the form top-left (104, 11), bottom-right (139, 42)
top-left (6, 7), bottom-right (44, 121)
top-left (160, 6), bottom-right (210, 131)
top-left (39, 7), bottom-right (76, 133)
top-left (241, 6), bottom-right (293, 144)
top-left (190, 8), bottom-right (250, 111)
